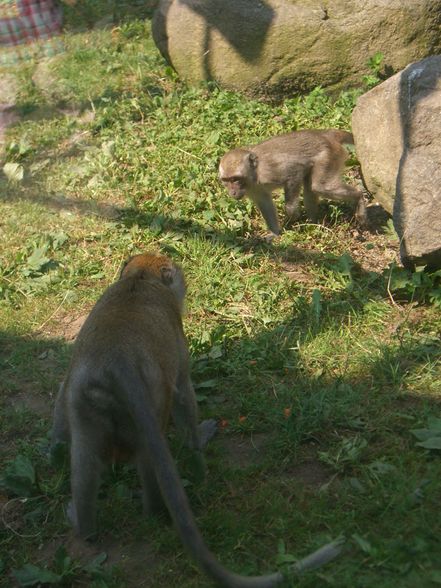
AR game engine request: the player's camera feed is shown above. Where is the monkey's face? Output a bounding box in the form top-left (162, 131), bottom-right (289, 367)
top-left (220, 177), bottom-right (247, 199)
top-left (219, 149), bottom-right (257, 199)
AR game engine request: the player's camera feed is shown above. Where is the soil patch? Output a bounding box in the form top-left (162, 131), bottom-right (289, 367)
top-left (10, 388), bottom-right (52, 418)
top-left (284, 459), bottom-right (332, 489)
top-left (60, 313), bottom-right (89, 341)
top-left (218, 433), bottom-right (268, 468)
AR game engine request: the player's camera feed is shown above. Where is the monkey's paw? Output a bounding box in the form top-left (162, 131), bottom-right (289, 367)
top-left (198, 419), bottom-right (217, 448)
top-left (261, 231), bottom-right (280, 243)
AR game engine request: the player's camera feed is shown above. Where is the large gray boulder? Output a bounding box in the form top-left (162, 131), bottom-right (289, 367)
top-left (352, 76), bottom-right (402, 214)
top-left (152, 0), bottom-right (441, 95)
top-left (352, 56), bottom-right (441, 269)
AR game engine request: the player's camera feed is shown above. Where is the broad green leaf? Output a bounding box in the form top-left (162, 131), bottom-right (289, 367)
top-left (26, 247), bottom-right (50, 272)
top-left (13, 564), bottom-right (61, 586)
top-left (50, 232), bottom-right (69, 250)
top-left (411, 428), bottom-right (439, 442)
top-left (429, 570), bottom-right (441, 584)
top-left (427, 416), bottom-right (441, 432)
top-left (195, 379), bottom-right (218, 389)
top-left (10, 455), bottom-right (35, 484)
top-left (0, 455), bottom-right (37, 496)
top-left (83, 552), bottom-right (107, 575)
top-left (389, 267), bottom-right (412, 290)
top-left (3, 162), bottom-right (24, 182)
top-left (1, 475), bottom-right (35, 497)
top-left (416, 437), bottom-right (441, 450)
top-left (368, 460), bottom-right (396, 475)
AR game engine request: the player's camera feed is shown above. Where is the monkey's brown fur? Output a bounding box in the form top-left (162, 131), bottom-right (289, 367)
top-left (219, 129), bottom-right (366, 237)
top-left (51, 252), bottom-right (341, 587)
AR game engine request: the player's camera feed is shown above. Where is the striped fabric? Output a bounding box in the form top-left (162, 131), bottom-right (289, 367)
top-left (0, 0), bottom-right (65, 66)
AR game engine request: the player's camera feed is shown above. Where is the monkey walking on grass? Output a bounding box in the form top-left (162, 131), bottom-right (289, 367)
top-left (51, 252), bottom-right (342, 587)
top-left (219, 129), bottom-right (367, 239)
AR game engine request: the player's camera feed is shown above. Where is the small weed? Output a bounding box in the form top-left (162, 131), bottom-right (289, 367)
top-left (411, 416), bottom-right (441, 450)
top-left (13, 547), bottom-right (109, 587)
top-left (363, 52), bottom-right (385, 89)
top-left (319, 436), bottom-right (368, 473)
top-left (385, 262), bottom-right (441, 305)
top-left (1, 455), bottom-right (38, 497)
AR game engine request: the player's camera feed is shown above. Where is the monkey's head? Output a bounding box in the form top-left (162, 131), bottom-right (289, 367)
top-left (120, 252), bottom-right (186, 310)
top-left (219, 148), bottom-right (257, 199)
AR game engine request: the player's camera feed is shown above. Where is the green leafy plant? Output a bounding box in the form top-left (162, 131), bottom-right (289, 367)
top-left (411, 417), bottom-right (441, 450)
top-left (385, 263), bottom-right (441, 305)
top-left (13, 547), bottom-right (108, 587)
top-left (0, 455), bottom-right (39, 497)
top-left (363, 51), bottom-right (385, 89)
top-left (319, 436), bottom-right (368, 472)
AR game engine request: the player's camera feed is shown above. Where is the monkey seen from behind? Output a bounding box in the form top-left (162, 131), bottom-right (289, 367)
top-left (51, 251), bottom-right (342, 587)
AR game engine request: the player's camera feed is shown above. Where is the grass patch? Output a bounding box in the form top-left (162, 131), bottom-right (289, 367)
top-left (1, 6), bottom-right (441, 588)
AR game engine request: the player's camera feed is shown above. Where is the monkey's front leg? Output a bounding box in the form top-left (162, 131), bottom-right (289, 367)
top-left (172, 370), bottom-right (216, 481)
top-left (249, 187), bottom-right (280, 238)
top-left (198, 419), bottom-right (217, 448)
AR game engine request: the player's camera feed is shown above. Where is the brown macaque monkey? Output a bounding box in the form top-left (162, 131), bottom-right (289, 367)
top-left (51, 252), bottom-right (342, 587)
top-left (219, 129), bottom-right (366, 238)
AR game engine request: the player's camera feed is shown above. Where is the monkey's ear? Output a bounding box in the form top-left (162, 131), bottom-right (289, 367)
top-left (248, 152), bottom-right (258, 168)
top-left (119, 256), bottom-right (133, 279)
top-left (160, 264), bottom-right (176, 286)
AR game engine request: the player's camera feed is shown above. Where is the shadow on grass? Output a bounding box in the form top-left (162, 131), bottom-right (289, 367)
top-left (199, 307), bottom-right (441, 464)
top-left (0, 330), bottom-right (70, 426)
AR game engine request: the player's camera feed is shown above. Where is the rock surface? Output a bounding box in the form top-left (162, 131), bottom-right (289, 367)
top-left (352, 75), bottom-right (403, 214)
top-left (152, 0), bottom-right (441, 95)
top-left (353, 56), bottom-right (441, 268)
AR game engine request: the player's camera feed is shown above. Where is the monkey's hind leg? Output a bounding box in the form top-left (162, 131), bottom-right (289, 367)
top-left (302, 173), bottom-right (320, 222)
top-left (137, 455), bottom-right (164, 516)
top-left (172, 371), bottom-right (216, 479)
top-left (310, 147), bottom-right (366, 225)
top-left (284, 174), bottom-right (303, 224)
top-left (318, 182), bottom-right (366, 225)
top-left (173, 372), bottom-right (201, 450)
top-left (69, 413), bottom-right (105, 539)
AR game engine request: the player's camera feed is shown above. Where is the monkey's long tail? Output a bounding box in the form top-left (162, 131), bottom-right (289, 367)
top-left (126, 374), bottom-right (343, 588)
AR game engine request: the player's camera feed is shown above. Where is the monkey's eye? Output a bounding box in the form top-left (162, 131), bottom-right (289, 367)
top-left (227, 177), bottom-right (244, 186)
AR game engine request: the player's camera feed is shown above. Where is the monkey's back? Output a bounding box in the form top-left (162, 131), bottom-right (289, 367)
top-left (254, 129), bottom-right (341, 157)
top-left (66, 276), bottom-right (185, 430)
top-left (252, 129), bottom-right (351, 184)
